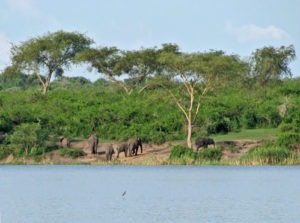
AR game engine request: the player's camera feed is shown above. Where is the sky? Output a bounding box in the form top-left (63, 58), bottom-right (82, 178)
top-left (0, 0), bottom-right (299, 81)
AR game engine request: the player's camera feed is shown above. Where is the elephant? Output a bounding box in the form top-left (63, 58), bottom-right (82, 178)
top-left (128, 138), bottom-right (143, 156)
top-left (116, 143), bottom-right (129, 158)
top-left (105, 144), bottom-right (115, 161)
top-left (60, 136), bottom-right (71, 148)
top-left (195, 137), bottom-right (215, 151)
top-left (88, 133), bottom-right (98, 154)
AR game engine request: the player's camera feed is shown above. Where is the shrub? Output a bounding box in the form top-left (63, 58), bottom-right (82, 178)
top-left (214, 119), bottom-right (230, 134)
top-left (0, 145), bottom-right (12, 160)
top-left (242, 110), bottom-right (257, 129)
top-left (169, 145), bottom-right (196, 160)
top-left (197, 147), bottom-right (223, 161)
top-left (8, 123), bottom-right (48, 155)
top-left (278, 123), bottom-right (296, 133)
top-left (59, 148), bottom-right (86, 158)
top-left (276, 133), bottom-right (300, 149)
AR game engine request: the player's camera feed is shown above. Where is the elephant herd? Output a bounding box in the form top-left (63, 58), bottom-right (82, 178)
top-left (60, 134), bottom-right (143, 161)
top-left (89, 135), bottom-right (143, 161)
top-left (60, 135), bottom-right (214, 160)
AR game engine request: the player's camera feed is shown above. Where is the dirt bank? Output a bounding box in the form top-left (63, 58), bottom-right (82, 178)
top-left (2, 139), bottom-right (262, 164)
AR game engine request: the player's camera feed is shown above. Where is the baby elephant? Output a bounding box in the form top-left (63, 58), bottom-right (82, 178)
top-left (105, 144), bottom-right (115, 161)
top-left (116, 143), bottom-right (129, 158)
top-left (195, 137), bottom-right (215, 151)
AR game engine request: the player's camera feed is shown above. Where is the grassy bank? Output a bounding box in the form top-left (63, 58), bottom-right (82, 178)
top-left (212, 128), bottom-right (278, 141)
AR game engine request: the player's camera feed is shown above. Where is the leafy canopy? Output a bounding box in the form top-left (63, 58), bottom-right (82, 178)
top-left (11, 30), bottom-right (93, 94)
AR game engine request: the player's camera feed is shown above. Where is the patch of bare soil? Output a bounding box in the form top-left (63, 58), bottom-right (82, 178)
top-left (217, 140), bottom-right (262, 160)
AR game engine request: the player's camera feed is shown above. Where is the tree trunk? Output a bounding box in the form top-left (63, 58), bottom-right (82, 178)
top-left (187, 118), bottom-right (192, 148)
top-left (42, 76), bottom-right (51, 95)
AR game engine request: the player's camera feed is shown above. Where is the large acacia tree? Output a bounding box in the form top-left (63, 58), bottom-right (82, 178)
top-left (251, 45), bottom-right (296, 86)
top-left (156, 46), bottom-right (248, 148)
top-left (76, 46), bottom-right (159, 95)
top-left (10, 31), bottom-right (93, 94)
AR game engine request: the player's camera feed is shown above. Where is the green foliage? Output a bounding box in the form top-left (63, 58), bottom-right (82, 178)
top-left (59, 148), bottom-right (86, 158)
top-left (1, 38), bottom-right (299, 157)
top-left (7, 123), bottom-right (48, 155)
top-left (240, 145), bottom-right (292, 164)
top-left (0, 145), bottom-right (12, 160)
top-left (169, 145), bottom-right (195, 160)
top-left (251, 45), bottom-right (296, 86)
top-left (276, 133), bottom-right (300, 149)
top-left (10, 31), bottom-right (93, 94)
top-left (242, 109), bottom-right (257, 129)
top-left (169, 145), bottom-right (223, 164)
top-left (197, 147), bottom-right (223, 161)
top-left (278, 123), bottom-right (297, 133)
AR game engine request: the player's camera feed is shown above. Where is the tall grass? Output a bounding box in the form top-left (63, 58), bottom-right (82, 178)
top-left (239, 146), bottom-right (293, 165)
top-left (168, 145), bottom-right (223, 165)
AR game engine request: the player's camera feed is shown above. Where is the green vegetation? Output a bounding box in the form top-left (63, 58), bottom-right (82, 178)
top-left (212, 129), bottom-right (278, 141)
top-left (240, 146), bottom-right (293, 165)
top-left (169, 145), bottom-right (223, 165)
top-left (59, 148), bottom-right (86, 159)
top-left (0, 30), bottom-right (299, 164)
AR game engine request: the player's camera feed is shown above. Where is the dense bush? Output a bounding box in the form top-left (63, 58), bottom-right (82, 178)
top-left (0, 75), bottom-right (300, 147)
top-left (0, 145), bottom-right (12, 160)
top-left (197, 147), bottom-right (223, 161)
top-left (169, 145), bottom-right (196, 160)
top-left (59, 148), bottom-right (86, 158)
top-left (7, 123), bottom-right (48, 155)
top-left (169, 145), bottom-right (223, 163)
top-left (276, 133), bottom-right (300, 149)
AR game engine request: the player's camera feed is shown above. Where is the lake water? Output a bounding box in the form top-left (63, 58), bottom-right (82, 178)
top-left (0, 165), bottom-right (299, 223)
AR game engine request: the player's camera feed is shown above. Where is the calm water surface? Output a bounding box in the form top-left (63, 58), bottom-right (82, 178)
top-left (0, 165), bottom-right (299, 223)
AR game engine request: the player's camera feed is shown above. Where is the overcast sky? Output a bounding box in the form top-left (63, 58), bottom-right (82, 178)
top-left (0, 0), bottom-right (299, 81)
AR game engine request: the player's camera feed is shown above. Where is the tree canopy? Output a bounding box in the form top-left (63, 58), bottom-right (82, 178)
top-left (10, 31), bottom-right (93, 94)
top-left (251, 45), bottom-right (296, 86)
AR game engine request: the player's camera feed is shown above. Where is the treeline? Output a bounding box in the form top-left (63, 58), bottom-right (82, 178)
top-left (1, 74), bottom-right (299, 140)
top-left (0, 30), bottom-right (299, 157)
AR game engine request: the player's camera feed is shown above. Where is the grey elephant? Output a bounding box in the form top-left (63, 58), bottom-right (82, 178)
top-left (128, 138), bottom-right (143, 156)
top-left (116, 143), bottom-right (129, 158)
top-left (60, 136), bottom-right (71, 148)
top-left (105, 144), bottom-right (115, 161)
top-left (195, 137), bottom-right (215, 151)
top-left (88, 133), bottom-right (98, 154)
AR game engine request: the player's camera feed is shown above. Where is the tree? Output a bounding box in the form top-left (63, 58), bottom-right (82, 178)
top-left (76, 46), bottom-right (159, 95)
top-left (10, 31), bottom-right (93, 94)
top-left (251, 45), bottom-right (296, 86)
top-left (155, 46), bottom-right (247, 148)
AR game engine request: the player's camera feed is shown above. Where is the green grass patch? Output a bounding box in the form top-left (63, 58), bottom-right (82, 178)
top-left (212, 128), bottom-right (278, 141)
